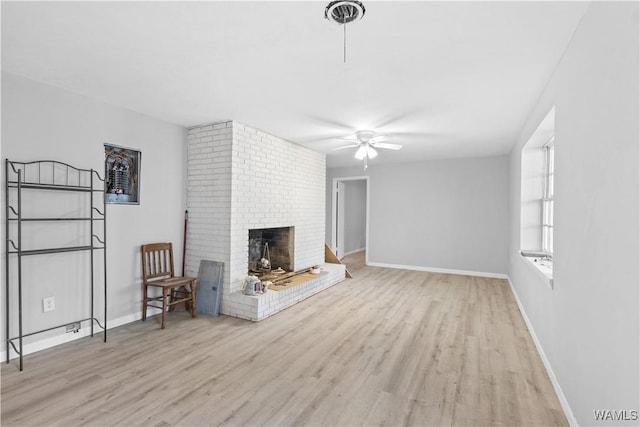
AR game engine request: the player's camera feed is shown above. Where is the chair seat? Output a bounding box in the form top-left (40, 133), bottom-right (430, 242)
top-left (146, 277), bottom-right (197, 288)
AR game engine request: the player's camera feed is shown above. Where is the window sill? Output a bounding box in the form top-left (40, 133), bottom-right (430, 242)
top-left (520, 252), bottom-right (554, 289)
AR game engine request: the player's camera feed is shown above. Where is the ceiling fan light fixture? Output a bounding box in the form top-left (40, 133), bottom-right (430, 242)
top-left (355, 145), bottom-right (367, 160)
top-left (329, 129), bottom-right (401, 170)
top-left (366, 145), bottom-right (378, 158)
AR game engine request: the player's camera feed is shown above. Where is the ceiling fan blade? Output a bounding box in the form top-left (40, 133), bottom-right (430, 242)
top-left (387, 131), bottom-right (437, 139)
top-left (375, 108), bottom-right (426, 128)
top-left (307, 116), bottom-right (353, 132)
top-left (300, 133), bottom-right (354, 144)
top-left (371, 142), bottom-right (402, 150)
top-left (331, 144), bottom-right (359, 151)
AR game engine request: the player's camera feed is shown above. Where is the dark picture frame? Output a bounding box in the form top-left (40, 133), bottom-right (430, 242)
top-left (104, 144), bottom-right (141, 205)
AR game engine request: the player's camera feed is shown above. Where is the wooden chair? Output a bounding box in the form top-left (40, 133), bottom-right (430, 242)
top-left (141, 242), bottom-right (197, 329)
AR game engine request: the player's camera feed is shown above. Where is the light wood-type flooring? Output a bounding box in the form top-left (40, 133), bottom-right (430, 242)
top-left (1, 266), bottom-right (567, 426)
top-left (341, 250), bottom-right (366, 274)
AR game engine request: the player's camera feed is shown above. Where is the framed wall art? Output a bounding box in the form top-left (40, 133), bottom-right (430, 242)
top-left (104, 144), bottom-right (141, 204)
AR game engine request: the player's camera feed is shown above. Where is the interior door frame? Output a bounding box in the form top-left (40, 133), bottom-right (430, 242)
top-left (336, 181), bottom-right (346, 259)
top-left (331, 176), bottom-right (370, 264)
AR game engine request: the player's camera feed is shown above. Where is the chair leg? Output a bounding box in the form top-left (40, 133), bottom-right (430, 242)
top-left (169, 288), bottom-right (176, 312)
top-left (190, 281), bottom-right (197, 318)
top-left (183, 285), bottom-right (192, 313)
top-left (142, 284), bottom-right (148, 321)
top-left (161, 287), bottom-right (169, 329)
top-left (172, 286), bottom-right (187, 312)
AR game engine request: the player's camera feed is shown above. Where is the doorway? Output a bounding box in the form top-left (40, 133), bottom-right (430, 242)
top-left (331, 176), bottom-right (369, 264)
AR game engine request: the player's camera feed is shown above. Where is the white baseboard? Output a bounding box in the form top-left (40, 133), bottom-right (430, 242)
top-left (342, 248), bottom-right (365, 257)
top-left (1, 309), bottom-right (156, 362)
top-left (366, 261), bottom-right (509, 279)
top-left (506, 277), bottom-right (577, 426)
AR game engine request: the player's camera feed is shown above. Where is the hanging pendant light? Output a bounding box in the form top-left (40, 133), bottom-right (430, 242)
top-left (325, 1), bottom-right (366, 62)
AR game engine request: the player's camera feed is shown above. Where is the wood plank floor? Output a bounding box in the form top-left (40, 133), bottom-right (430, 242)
top-left (1, 266), bottom-right (567, 426)
top-left (341, 250), bottom-right (366, 274)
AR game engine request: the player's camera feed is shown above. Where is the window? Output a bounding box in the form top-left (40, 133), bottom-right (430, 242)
top-left (520, 108), bottom-right (554, 285)
top-left (542, 140), bottom-right (554, 254)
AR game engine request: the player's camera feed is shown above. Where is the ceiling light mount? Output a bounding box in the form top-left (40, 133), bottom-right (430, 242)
top-left (325, 0), bottom-right (366, 62)
top-left (325, 0), bottom-right (365, 25)
top-left (355, 130), bottom-right (375, 143)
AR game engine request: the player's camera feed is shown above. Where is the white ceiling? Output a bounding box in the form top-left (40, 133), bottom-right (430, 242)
top-left (1, 1), bottom-right (589, 168)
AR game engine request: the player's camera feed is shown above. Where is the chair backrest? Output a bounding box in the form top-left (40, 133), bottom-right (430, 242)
top-left (141, 242), bottom-right (176, 283)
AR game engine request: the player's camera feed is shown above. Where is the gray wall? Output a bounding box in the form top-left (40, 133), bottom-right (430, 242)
top-left (1, 72), bottom-right (187, 353)
top-left (327, 155), bottom-right (510, 275)
top-left (343, 180), bottom-right (367, 255)
top-left (508, 2), bottom-right (639, 425)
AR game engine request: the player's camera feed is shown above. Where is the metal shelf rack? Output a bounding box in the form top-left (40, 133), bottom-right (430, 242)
top-left (4, 159), bottom-right (108, 371)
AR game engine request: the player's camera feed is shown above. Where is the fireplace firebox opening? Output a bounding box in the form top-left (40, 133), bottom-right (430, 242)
top-left (248, 226), bottom-right (294, 275)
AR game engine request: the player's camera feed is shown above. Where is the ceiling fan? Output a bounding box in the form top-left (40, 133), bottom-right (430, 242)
top-left (332, 130), bottom-right (402, 169)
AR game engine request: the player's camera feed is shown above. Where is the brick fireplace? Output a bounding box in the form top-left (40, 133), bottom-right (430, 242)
top-left (185, 121), bottom-right (345, 321)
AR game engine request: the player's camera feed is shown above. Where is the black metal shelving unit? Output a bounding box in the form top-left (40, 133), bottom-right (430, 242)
top-left (4, 159), bottom-right (107, 371)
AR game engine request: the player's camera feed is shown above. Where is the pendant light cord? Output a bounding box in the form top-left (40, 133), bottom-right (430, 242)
top-left (343, 21), bottom-right (347, 62)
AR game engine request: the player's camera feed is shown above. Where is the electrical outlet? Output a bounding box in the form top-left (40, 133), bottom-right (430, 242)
top-left (43, 296), bottom-right (55, 312)
top-left (66, 322), bottom-right (81, 333)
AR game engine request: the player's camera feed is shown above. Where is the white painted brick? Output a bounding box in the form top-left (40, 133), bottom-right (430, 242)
top-left (187, 120), bottom-right (326, 320)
